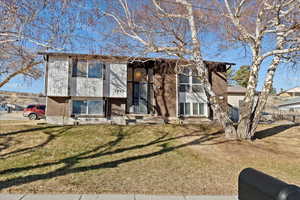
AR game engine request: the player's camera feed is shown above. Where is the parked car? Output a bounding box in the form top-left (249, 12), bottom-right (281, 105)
top-left (259, 112), bottom-right (274, 123)
top-left (23, 104), bottom-right (46, 120)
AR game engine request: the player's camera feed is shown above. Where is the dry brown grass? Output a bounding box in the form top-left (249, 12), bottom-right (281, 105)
top-left (0, 121), bottom-right (299, 195)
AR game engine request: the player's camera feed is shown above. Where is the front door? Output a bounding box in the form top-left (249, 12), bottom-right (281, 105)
top-left (127, 66), bottom-right (153, 114)
top-left (133, 82), bottom-right (148, 114)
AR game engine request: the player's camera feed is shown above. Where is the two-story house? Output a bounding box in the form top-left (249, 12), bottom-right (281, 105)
top-left (39, 52), bottom-right (233, 125)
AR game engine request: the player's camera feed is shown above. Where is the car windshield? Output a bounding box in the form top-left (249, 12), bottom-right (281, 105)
top-left (27, 105), bottom-right (35, 109)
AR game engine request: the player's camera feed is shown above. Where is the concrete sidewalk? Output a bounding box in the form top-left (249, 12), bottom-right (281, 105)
top-left (0, 194), bottom-right (237, 200)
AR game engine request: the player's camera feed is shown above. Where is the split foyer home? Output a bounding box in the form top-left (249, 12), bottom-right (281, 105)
top-left (39, 52), bottom-right (234, 125)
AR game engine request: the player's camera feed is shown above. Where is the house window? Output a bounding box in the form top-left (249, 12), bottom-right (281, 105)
top-left (179, 69), bottom-right (189, 84)
top-left (185, 103), bottom-right (191, 115)
top-left (72, 59), bottom-right (104, 78)
top-left (179, 85), bottom-right (190, 92)
top-left (72, 100), bottom-right (87, 115)
top-left (179, 69), bottom-right (190, 92)
top-left (179, 103), bottom-right (191, 116)
top-left (179, 68), bottom-right (203, 93)
top-left (72, 60), bottom-right (87, 77)
top-left (178, 68), bottom-right (206, 117)
top-left (72, 99), bottom-right (105, 115)
top-left (192, 103), bottom-right (204, 115)
top-left (295, 92), bottom-right (300, 96)
top-left (180, 102), bottom-right (205, 116)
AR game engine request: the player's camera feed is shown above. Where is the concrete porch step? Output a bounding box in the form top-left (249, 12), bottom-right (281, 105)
top-left (125, 115), bottom-right (165, 125)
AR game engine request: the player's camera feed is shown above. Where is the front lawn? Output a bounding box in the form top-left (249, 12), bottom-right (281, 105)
top-left (0, 121), bottom-right (299, 194)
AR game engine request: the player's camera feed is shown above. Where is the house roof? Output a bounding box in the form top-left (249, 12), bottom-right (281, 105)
top-left (278, 97), bottom-right (300, 107)
top-left (37, 52), bottom-right (235, 67)
top-left (227, 85), bottom-right (247, 94)
top-left (277, 86), bottom-right (300, 95)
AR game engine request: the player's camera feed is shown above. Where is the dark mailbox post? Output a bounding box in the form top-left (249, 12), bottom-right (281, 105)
top-left (238, 168), bottom-right (300, 200)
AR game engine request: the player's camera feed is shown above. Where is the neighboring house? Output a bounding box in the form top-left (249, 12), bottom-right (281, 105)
top-left (39, 52), bottom-right (234, 125)
top-left (277, 87), bottom-right (300, 97)
top-left (227, 85), bottom-right (246, 122)
top-left (278, 97), bottom-right (300, 111)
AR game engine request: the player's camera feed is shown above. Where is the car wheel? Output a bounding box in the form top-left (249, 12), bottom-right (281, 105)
top-left (28, 113), bottom-right (37, 120)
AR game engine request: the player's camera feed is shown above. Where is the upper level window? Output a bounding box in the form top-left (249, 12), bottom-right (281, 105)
top-left (179, 69), bottom-right (189, 84)
top-left (72, 59), bottom-right (104, 78)
top-left (88, 62), bottom-right (103, 78)
top-left (179, 68), bottom-right (203, 93)
top-left (73, 60), bottom-right (87, 77)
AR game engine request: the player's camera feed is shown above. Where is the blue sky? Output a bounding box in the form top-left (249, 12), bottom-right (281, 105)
top-left (1, 1), bottom-right (299, 94)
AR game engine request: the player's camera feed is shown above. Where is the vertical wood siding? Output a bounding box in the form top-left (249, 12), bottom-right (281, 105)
top-left (47, 57), bottom-right (69, 96)
top-left (70, 77), bottom-right (103, 97)
top-left (105, 63), bottom-right (127, 98)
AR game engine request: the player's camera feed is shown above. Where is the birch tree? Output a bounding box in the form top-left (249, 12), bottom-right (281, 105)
top-left (0, 0), bottom-right (102, 88)
top-left (105, 0), bottom-right (237, 137)
top-left (105, 0), bottom-right (300, 139)
top-left (223, 0), bottom-right (300, 138)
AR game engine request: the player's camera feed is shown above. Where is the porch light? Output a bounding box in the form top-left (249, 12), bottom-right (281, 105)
top-left (134, 71), bottom-right (143, 81)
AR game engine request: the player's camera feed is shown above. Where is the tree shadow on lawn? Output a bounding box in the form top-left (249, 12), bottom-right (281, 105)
top-left (0, 125), bottom-right (62, 137)
top-left (0, 126), bottom-right (73, 159)
top-left (0, 127), bottom-right (227, 191)
top-left (252, 124), bottom-right (299, 140)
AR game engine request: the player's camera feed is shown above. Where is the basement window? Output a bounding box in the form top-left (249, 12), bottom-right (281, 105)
top-left (192, 103), bottom-right (204, 116)
top-left (179, 102), bottom-right (191, 115)
top-left (72, 100), bottom-right (105, 115)
top-left (179, 102), bottom-right (205, 116)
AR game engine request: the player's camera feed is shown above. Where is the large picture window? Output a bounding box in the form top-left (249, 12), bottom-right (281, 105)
top-left (72, 59), bottom-right (104, 78)
top-left (179, 102), bottom-right (205, 116)
top-left (72, 99), bottom-right (105, 115)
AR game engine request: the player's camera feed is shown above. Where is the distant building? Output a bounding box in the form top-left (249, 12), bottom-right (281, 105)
top-left (277, 87), bottom-right (300, 97)
top-left (278, 97), bottom-right (300, 111)
top-left (227, 85), bottom-right (246, 122)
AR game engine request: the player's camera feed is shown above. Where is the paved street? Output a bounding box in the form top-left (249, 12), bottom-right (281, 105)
top-left (0, 194), bottom-right (237, 200)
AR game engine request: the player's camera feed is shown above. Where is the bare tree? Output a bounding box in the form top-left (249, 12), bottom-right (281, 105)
top-left (104, 0), bottom-right (300, 139)
top-left (223, 0), bottom-right (300, 138)
top-left (104, 0), bottom-right (237, 137)
top-left (0, 0), bottom-right (103, 88)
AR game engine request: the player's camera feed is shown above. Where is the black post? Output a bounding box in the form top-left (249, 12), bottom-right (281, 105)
top-left (238, 168), bottom-right (300, 200)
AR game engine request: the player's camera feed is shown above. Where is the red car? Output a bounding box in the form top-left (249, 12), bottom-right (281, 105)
top-left (23, 104), bottom-right (46, 120)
